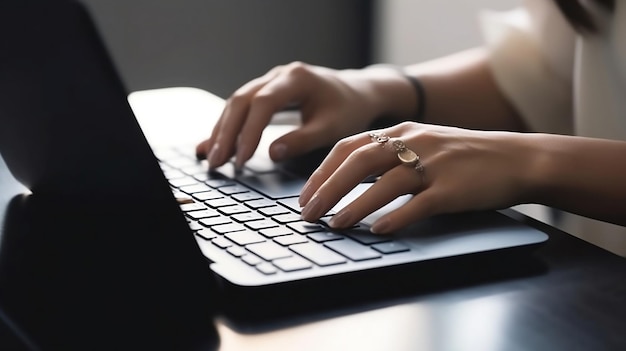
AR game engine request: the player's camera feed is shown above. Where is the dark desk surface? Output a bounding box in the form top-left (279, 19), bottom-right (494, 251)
top-left (1, 88), bottom-right (625, 350)
top-left (212, 209), bottom-right (626, 351)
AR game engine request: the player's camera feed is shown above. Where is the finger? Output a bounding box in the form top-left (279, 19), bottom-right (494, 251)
top-left (298, 133), bottom-right (366, 207)
top-left (299, 128), bottom-right (397, 205)
top-left (369, 188), bottom-right (442, 234)
top-left (300, 136), bottom-right (399, 221)
top-left (328, 165), bottom-right (424, 229)
top-left (205, 70), bottom-right (283, 168)
top-left (234, 63), bottom-right (324, 168)
top-left (268, 115), bottom-right (338, 162)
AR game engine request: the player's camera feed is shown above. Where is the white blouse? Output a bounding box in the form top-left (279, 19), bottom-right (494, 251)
top-left (480, 0), bottom-right (626, 256)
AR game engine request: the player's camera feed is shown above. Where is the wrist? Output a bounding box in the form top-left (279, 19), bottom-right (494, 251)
top-left (346, 65), bottom-right (423, 122)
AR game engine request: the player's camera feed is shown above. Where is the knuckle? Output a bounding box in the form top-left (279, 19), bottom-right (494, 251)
top-left (228, 90), bottom-right (249, 106)
top-left (414, 129), bottom-right (438, 144)
top-left (396, 121), bottom-right (416, 133)
top-left (334, 136), bottom-right (357, 153)
top-left (249, 91), bottom-right (275, 109)
top-left (285, 61), bottom-right (312, 78)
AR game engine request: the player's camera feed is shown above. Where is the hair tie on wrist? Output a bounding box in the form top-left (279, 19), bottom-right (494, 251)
top-left (366, 64), bottom-right (427, 123)
top-left (401, 72), bottom-right (426, 123)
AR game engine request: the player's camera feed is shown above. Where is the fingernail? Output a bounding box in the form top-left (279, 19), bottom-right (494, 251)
top-left (234, 143), bottom-right (249, 170)
top-left (299, 181), bottom-right (314, 207)
top-left (271, 143), bottom-right (287, 161)
top-left (329, 209), bottom-right (352, 228)
top-left (370, 218), bottom-right (390, 234)
top-left (208, 145), bottom-right (221, 168)
top-left (301, 195), bottom-right (322, 222)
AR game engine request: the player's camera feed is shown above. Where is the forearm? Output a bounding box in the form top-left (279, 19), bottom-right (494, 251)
top-left (526, 133), bottom-right (626, 226)
top-left (363, 47), bottom-right (528, 131)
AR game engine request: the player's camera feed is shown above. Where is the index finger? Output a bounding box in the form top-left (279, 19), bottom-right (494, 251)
top-left (299, 130), bottom-right (398, 219)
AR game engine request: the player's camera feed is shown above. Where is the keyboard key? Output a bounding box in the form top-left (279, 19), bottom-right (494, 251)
top-left (325, 240), bottom-right (382, 261)
top-left (206, 198), bottom-right (238, 208)
top-left (372, 242), bottom-right (411, 254)
top-left (245, 199), bottom-right (276, 209)
top-left (274, 234), bottom-right (308, 246)
top-left (344, 229), bottom-right (391, 245)
top-left (256, 262), bottom-right (278, 275)
top-left (247, 241), bottom-right (292, 261)
top-left (232, 212), bottom-right (265, 223)
top-left (277, 197), bottom-right (303, 213)
top-left (273, 256), bottom-right (312, 272)
top-left (245, 219), bottom-right (279, 230)
top-left (218, 205), bottom-right (250, 215)
top-left (170, 177), bottom-right (198, 188)
top-left (241, 254), bottom-right (263, 266)
top-left (179, 183), bottom-right (211, 194)
top-left (188, 221), bottom-right (204, 231)
top-left (179, 202), bottom-right (206, 212)
top-left (199, 216), bottom-right (232, 227)
top-left (289, 243), bottom-right (347, 266)
top-left (218, 185), bottom-right (249, 195)
top-left (259, 227), bottom-right (294, 238)
top-left (193, 191), bottom-right (223, 201)
top-left (196, 228), bottom-right (218, 240)
top-left (272, 213), bottom-right (301, 224)
top-left (258, 205), bottom-right (290, 216)
top-left (186, 209), bottom-right (219, 220)
top-left (226, 231), bottom-right (266, 246)
top-left (232, 192), bottom-right (264, 202)
top-left (288, 221), bottom-right (326, 234)
top-left (307, 231), bottom-right (345, 243)
top-left (212, 237), bottom-right (234, 249)
top-left (227, 246), bottom-right (248, 257)
top-left (205, 178), bottom-right (236, 188)
top-left (163, 169), bottom-right (185, 180)
top-left (212, 223), bottom-right (246, 234)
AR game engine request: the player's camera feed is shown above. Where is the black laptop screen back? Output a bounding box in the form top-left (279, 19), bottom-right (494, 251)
top-left (0, 0), bottom-right (161, 198)
top-left (0, 1), bottom-right (218, 349)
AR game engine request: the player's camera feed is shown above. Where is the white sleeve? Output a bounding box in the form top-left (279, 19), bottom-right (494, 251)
top-left (479, 0), bottom-right (576, 134)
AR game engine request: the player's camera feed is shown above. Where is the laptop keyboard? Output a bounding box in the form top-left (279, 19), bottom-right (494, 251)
top-left (155, 147), bottom-right (412, 277)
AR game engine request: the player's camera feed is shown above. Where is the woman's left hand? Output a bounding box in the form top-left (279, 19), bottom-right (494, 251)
top-left (298, 122), bottom-right (540, 234)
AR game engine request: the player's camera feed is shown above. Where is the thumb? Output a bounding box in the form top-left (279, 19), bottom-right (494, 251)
top-left (268, 123), bottom-right (334, 162)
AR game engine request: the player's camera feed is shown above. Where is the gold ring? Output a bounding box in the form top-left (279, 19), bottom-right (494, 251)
top-left (390, 139), bottom-right (425, 178)
top-left (369, 131), bottom-right (390, 146)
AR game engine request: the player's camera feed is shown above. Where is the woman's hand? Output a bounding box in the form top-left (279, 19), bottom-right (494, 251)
top-left (195, 62), bottom-right (408, 169)
top-left (299, 122), bottom-right (540, 234)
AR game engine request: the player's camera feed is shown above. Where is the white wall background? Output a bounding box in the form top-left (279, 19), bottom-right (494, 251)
top-left (373, 0), bottom-right (521, 64)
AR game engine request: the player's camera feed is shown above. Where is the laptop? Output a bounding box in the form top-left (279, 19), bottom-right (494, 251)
top-left (0, 0), bottom-right (548, 344)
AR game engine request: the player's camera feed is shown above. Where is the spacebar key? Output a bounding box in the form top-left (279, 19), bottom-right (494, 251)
top-left (290, 243), bottom-right (347, 266)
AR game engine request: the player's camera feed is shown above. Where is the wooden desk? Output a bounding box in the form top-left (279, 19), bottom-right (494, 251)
top-left (129, 88), bottom-right (626, 351)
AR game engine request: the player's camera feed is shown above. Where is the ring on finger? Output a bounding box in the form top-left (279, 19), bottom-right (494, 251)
top-left (390, 139), bottom-right (425, 179)
top-left (369, 131), bottom-right (390, 146)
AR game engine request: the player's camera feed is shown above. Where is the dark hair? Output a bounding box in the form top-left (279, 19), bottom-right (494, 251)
top-left (553, 0), bottom-right (615, 33)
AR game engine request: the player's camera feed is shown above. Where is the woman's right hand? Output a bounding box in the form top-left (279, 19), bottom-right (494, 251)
top-left (195, 62), bottom-right (409, 170)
